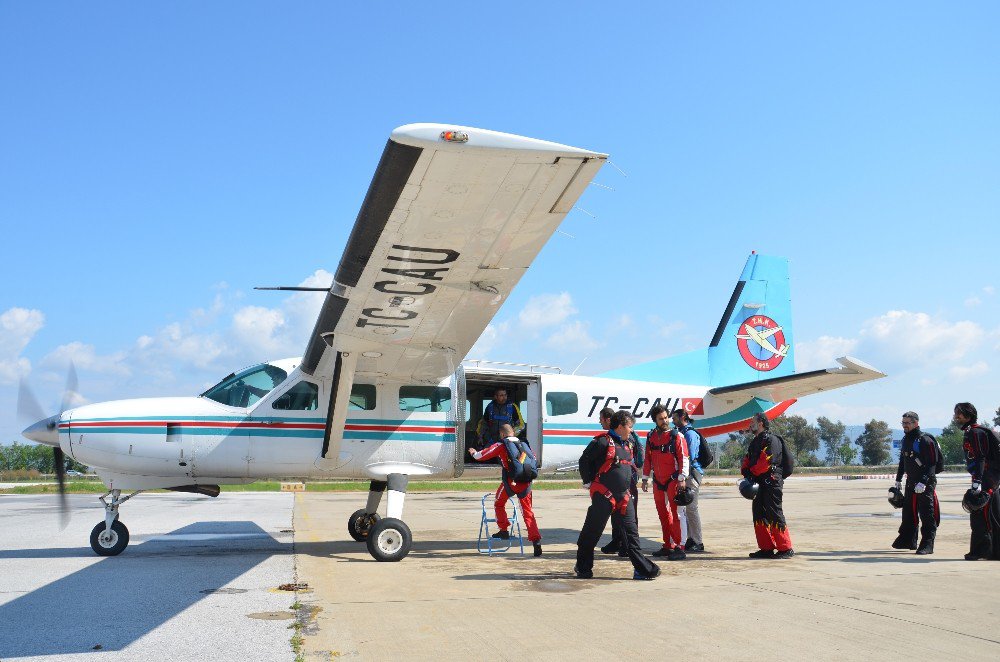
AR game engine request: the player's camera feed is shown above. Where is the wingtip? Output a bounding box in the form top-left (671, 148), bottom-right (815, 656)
top-left (390, 123), bottom-right (607, 158)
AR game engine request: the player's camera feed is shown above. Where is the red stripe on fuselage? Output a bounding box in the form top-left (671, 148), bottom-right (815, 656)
top-left (344, 424), bottom-right (456, 433)
top-left (697, 399), bottom-right (797, 437)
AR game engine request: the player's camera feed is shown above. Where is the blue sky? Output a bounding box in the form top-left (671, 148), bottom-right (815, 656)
top-left (2, 2), bottom-right (999, 443)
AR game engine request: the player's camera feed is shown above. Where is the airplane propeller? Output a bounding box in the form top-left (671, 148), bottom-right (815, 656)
top-left (17, 362), bottom-right (79, 530)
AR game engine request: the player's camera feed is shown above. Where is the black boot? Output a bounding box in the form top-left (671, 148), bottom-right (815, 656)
top-left (533, 541), bottom-right (543, 557)
top-left (491, 530), bottom-right (510, 540)
top-left (891, 534), bottom-right (917, 550)
top-left (601, 541), bottom-right (620, 554)
top-left (915, 538), bottom-right (934, 555)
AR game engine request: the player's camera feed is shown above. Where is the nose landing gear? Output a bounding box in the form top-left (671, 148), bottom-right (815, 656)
top-left (89, 489), bottom-right (142, 556)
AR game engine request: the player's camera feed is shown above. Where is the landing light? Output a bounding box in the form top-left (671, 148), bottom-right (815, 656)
top-left (440, 130), bottom-right (469, 143)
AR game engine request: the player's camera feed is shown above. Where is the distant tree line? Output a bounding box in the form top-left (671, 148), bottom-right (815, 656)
top-left (711, 413), bottom-right (981, 470)
top-left (0, 442), bottom-right (88, 473)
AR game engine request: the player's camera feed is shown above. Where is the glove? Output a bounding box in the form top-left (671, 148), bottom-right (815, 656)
top-left (894, 481), bottom-right (902, 491)
top-left (914, 482), bottom-right (926, 494)
top-left (972, 481), bottom-right (982, 493)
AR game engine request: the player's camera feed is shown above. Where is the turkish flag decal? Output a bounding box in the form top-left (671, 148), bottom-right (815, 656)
top-left (681, 398), bottom-right (704, 415)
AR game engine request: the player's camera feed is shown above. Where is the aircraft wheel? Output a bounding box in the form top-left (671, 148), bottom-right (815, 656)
top-left (348, 509), bottom-right (380, 541)
top-left (90, 520), bottom-right (129, 556)
top-left (366, 518), bottom-right (412, 562)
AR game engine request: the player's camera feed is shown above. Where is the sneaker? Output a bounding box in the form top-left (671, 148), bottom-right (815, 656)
top-left (633, 565), bottom-right (660, 580)
top-left (749, 549), bottom-right (776, 559)
top-left (684, 538), bottom-right (697, 551)
top-left (601, 542), bottom-right (620, 554)
top-left (667, 547), bottom-right (687, 561)
top-left (774, 549), bottom-right (795, 559)
top-left (651, 547), bottom-right (671, 558)
top-left (491, 530), bottom-right (510, 540)
top-left (533, 542), bottom-right (543, 557)
top-left (573, 565), bottom-right (593, 579)
top-left (687, 542), bottom-right (706, 553)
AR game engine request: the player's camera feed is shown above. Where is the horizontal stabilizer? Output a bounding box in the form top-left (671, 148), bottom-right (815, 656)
top-left (706, 356), bottom-right (885, 405)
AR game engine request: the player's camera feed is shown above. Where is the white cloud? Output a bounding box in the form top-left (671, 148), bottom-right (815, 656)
top-left (949, 361), bottom-right (989, 380)
top-left (984, 286), bottom-right (995, 296)
top-left (546, 321), bottom-right (600, 352)
top-left (858, 310), bottom-right (983, 368)
top-left (518, 293), bottom-right (576, 330)
top-left (469, 321), bottom-right (509, 359)
top-left (41, 341), bottom-right (130, 377)
top-left (794, 335), bottom-right (859, 371)
top-left (0, 307), bottom-right (45, 384)
top-left (230, 306), bottom-right (290, 359)
top-left (965, 296), bottom-right (982, 308)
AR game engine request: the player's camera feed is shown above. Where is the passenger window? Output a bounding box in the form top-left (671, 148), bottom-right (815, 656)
top-left (349, 384), bottom-right (377, 411)
top-left (399, 386), bottom-right (452, 413)
top-left (272, 381), bottom-right (319, 411)
top-left (546, 392), bottom-right (579, 416)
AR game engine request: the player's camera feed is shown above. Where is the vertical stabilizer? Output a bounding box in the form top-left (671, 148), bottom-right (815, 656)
top-left (599, 253), bottom-right (794, 387)
top-left (707, 253), bottom-right (794, 385)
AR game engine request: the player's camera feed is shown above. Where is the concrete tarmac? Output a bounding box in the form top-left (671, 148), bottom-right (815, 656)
top-left (294, 476), bottom-right (1000, 661)
top-left (0, 493), bottom-right (297, 661)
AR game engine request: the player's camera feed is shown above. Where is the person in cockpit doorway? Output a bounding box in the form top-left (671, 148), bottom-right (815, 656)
top-left (476, 387), bottom-right (525, 450)
top-left (468, 423), bottom-right (542, 557)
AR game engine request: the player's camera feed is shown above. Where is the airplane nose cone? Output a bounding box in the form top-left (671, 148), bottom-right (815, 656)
top-left (22, 415), bottom-right (61, 447)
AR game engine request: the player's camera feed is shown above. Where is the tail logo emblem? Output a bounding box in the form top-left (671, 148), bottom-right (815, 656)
top-left (736, 315), bottom-right (788, 371)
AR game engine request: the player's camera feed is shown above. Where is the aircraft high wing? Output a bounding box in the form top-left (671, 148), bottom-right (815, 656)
top-left (301, 124), bottom-right (607, 386)
top-left (706, 356), bottom-right (886, 406)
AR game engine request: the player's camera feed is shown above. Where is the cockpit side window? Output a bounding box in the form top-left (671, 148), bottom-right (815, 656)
top-left (272, 381), bottom-right (319, 411)
top-left (201, 364), bottom-right (288, 408)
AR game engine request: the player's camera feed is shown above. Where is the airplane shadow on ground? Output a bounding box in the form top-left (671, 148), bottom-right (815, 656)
top-left (0, 521), bottom-right (284, 659)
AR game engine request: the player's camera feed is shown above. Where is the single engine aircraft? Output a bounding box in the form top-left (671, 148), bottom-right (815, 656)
top-left (22, 123), bottom-right (885, 561)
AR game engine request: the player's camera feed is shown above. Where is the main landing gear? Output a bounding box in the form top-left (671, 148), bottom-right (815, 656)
top-left (90, 489), bottom-right (142, 556)
top-left (347, 475), bottom-right (412, 562)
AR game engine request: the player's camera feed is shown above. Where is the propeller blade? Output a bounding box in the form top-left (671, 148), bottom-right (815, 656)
top-left (53, 446), bottom-right (70, 530)
top-left (60, 361), bottom-right (79, 415)
top-left (16, 378), bottom-right (46, 426)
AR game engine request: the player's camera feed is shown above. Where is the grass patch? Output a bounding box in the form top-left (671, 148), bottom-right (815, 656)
top-left (0, 478), bottom-right (586, 495)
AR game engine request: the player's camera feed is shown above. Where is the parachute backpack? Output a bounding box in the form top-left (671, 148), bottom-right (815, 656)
top-left (694, 429), bottom-right (715, 468)
top-left (775, 434), bottom-right (795, 477)
top-left (920, 433), bottom-right (946, 474)
top-left (503, 438), bottom-right (538, 483)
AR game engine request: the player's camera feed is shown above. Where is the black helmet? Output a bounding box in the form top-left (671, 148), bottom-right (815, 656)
top-left (963, 488), bottom-right (991, 513)
top-left (738, 478), bottom-right (759, 500)
top-left (674, 485), bottom-right (695, 506)
top-left (887, 486), bottom-right (905, 509)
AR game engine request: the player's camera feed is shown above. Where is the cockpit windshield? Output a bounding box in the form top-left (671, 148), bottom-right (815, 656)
top-left (200, 364), bottom-right (288, 408)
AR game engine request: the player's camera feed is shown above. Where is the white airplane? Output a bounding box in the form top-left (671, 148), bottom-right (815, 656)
top-left (21, 123), bottom-right (885, 562)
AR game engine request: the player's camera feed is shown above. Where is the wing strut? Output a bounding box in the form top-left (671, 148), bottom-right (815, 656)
top-left (321, 351), bottom-right (358, 460)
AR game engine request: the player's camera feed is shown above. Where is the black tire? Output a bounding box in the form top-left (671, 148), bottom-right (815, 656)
top-left (90, 520), bottom-right (129, 556)
top-left (348, 509), bottom-right (381, 542)
top-left (365, 518), bottom-right (412, 562)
